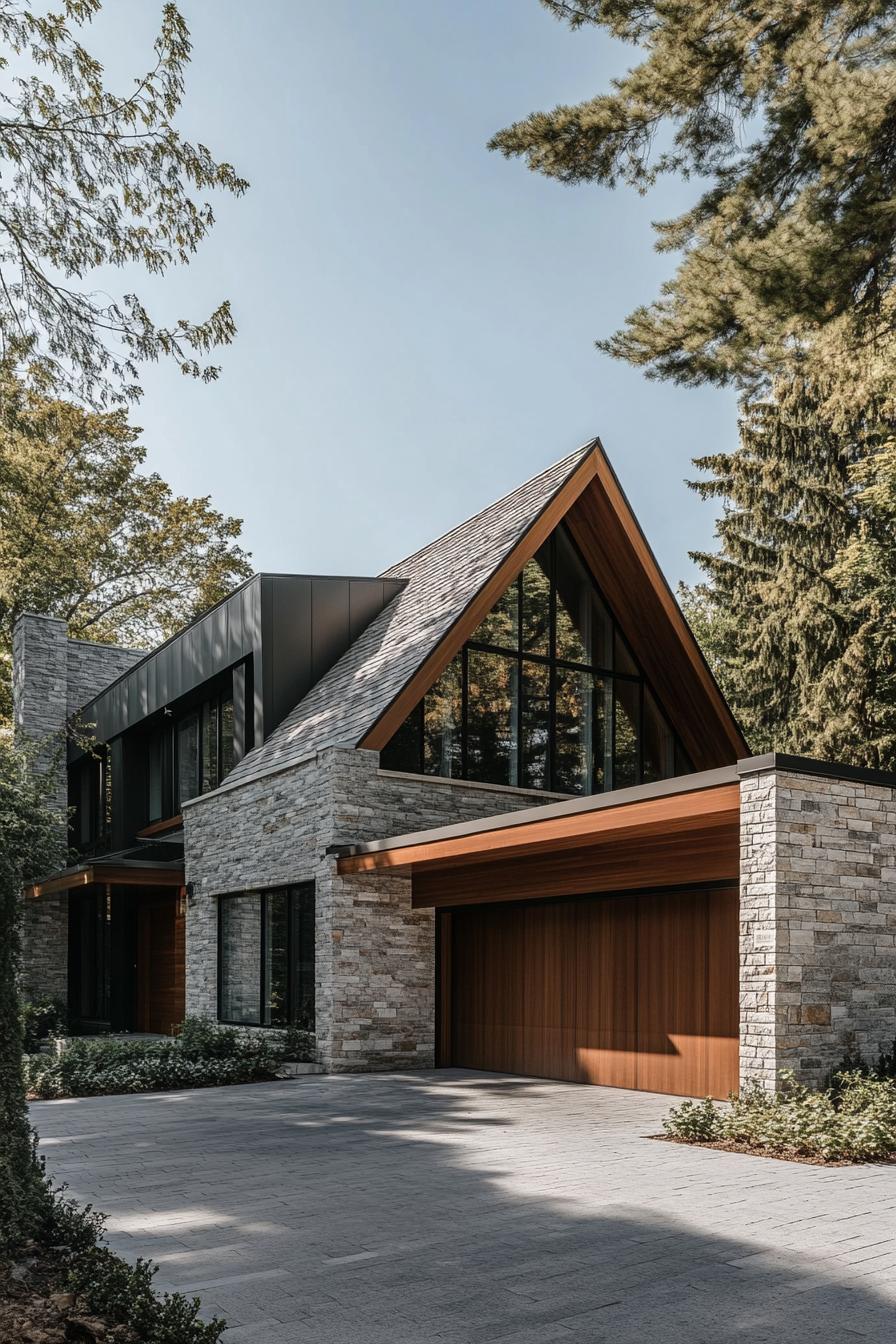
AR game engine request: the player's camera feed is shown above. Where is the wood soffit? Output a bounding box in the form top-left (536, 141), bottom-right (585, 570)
top-left (336, 781), bottom-right (740, 877)
top-left (25, 864), bottom-right (186, 900)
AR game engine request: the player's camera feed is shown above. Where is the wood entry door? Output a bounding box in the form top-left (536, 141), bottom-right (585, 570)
top-left (443, 887), bottom-right (738, 1099)
top-left (136, 892), bottom-right (186, 1035)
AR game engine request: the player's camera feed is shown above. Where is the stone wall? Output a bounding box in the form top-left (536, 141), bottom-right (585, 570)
top-left (12, 613), bottom-right (145, 1007)
top-left (183, 748), bottom-right (560, 1070)
top-left (740, 764), bottom-right (896, 1089)
top-left (66, 636), bottom-right (145, 719)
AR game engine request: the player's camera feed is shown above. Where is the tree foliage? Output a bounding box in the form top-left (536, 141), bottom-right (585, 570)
top-left (0, 366), bottom-right (252, 722)
top-left (491, 1), bottom-right (896, 394)
top-left (0, 0), bottom-right (247, 402)
top-left (0, 734), bottom-right (65, 1252)
top-left (494, 2), bottom-right (896, 763)
top-left (680, 376), bottom-right (896, 766)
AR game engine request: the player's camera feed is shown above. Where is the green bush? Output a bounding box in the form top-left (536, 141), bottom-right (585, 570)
top-left (822, 1034), bottom-right (896, 1090)
top-left (663, 1071), bottom-right (896, 1162)
top-left (47, 1192), bottom-right (224, 1343)
top-left (25, 1018), bottom-right (284, 1100)
top-left (20, 995), bottom-right (68, 1053)
top-left (282, 1024), bottom-right (315, 1062)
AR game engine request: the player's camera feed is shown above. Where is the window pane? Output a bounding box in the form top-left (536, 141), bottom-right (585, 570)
top-left (554, 528), bottom-right (611, 667)
top-left (201, 699), bottom-right (219, 794)
top-left (219, 894), bottom-right (261, 1024)
top-left (643, 689), bottom-right (674, 783)
top-left (381, 705), bottom-right (422, 774)
top-left (423, 656), bottom-right (462, 778)
top-left (148, 733), bottom-right (163, 821)
top-left (521, 660), bottom-right (549, 790)
top-left (471, 577), bottom-right (519, 650)
top-left (554, 667), bottom-right (596, 795)
top-left (614, 629), bottom-right (638, 676)
top-left (614, 680), bottom-right (640, 788)
top-left (674, 737), bottom-right (694, 777)
top-left (263, 890), bottom-right (288, 1026)
top-left (220, 695), bottom-right (235, 780)
top-left (176, 712), bottom-right (200, 808)
top-left (466, 650), bottom-right (518, 786)
top-left (521, 547), bottom-right (550, 655)
top-left (289, 884), bottom-right (315, 1031)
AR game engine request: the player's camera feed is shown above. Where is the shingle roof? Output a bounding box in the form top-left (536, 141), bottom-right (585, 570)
top-left (219, 442), bottom-right (595, 790)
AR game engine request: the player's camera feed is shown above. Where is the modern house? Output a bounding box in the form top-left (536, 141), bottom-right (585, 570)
top-left (15, 441), bottom-right (896, 1098)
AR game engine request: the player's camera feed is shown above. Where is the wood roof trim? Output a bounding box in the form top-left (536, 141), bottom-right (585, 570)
top-left (25, 864), bottom-right (185, 899)
top-left (336, 781), bottom-right (740, 875)
top-left (574, 451), bottom-right (747, 761)
top-left (136, 814), bottom-right (183, 838)
top-left (357, 444), bottom-right (603, 752)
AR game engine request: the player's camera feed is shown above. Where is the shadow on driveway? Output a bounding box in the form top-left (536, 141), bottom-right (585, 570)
top-left (32, 1070), bottom-right (896, 1343)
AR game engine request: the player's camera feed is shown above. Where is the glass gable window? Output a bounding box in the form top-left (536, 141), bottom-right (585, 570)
top-left (218, 884), bottom-right (315, 1030)
top-left (381, 523), bottom-right (687, 796)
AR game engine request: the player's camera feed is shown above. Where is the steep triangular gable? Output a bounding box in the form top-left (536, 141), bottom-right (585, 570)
top-left (219, 444), bottom-right (599, 789)
top-left (363, 442), bottom-right (746, 772)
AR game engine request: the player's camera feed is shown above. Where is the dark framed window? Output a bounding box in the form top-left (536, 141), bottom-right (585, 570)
top-left (381, 522), bottom-right (687, 796)
top-left (218, 884), bottom-right (315, 1030)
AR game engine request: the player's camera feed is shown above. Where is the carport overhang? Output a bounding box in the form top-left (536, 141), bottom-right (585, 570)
top-left (335, 766), bottom-right (741, 908)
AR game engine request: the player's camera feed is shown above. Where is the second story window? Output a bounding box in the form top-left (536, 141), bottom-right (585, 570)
top-left (381, 524), bottom-right (690, 795)
top-left (146, 686), bottom-right (236, 821)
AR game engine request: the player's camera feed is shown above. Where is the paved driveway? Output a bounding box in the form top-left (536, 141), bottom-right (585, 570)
top-left (32, 1071), bottom-right (896, 1343)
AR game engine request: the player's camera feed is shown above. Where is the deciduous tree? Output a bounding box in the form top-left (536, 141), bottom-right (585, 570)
top-left (0, 367), bottom-right (251, 723)
top-left (0, 1), bottom-right (247, 402)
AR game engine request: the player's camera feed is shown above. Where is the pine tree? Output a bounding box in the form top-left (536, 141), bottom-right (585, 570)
top-left (493, 2), bottom-right (896, 762)
top-left (680, 376), bottom-right (896, 765)
top-left (491, 1), bottom-right (896, 395)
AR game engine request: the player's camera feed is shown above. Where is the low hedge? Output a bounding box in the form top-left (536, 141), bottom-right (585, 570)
top-left (24, 1018), bottom-right (306, 1100)
top-left (44, 1194), bottom-right (224, 1343)
top-left (663, 1070), bottom-right (896, 1163)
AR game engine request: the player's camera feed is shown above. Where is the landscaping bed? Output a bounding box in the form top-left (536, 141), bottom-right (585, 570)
top-left (1, 1244), bottom-right (136, 1344)
top-left (0, 1197), bottom-right (224, 1344)
top-left (659, 1070), bottom-right (896, 1165)
top-left (24, 1018), bottom-right (314, 1101)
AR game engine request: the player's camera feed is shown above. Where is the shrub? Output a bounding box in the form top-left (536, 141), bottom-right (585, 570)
top-left (282, 1024), bottom-right (316, 1062)
top-left (662, 1071), bottom-right (896, 1162)
top-left (47, 1193), bottom-right (224, 1343)
top-left (660, 1096), bottom-right (724, 1143)
top-left (823, 1034), bottom-right (896, 1091)
top-left (20, 995), bottom-right (68, 1053)
top-left (25, 1019), bottom-right (283, 1100)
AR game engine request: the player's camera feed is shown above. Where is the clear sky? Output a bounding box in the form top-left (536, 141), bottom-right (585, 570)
top-left (86, 0), bottom-right (738, 588)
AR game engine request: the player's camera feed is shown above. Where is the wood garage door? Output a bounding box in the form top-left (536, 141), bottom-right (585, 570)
top-left (442, 886), bottom-right (738, 1099)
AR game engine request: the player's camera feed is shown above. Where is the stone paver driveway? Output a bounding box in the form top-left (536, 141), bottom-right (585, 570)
top-left (32, 1071), bottom-right (896, 1343)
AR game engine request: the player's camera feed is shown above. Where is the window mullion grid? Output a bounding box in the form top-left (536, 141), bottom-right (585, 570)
top-left (259, 890), bottom-right (267, 1029)
top-left (548, 533), bottom-right (558, 793)
top-left (461, 647), bottom-right (469, 780)
top-left (286, 885), bottom-right (293, 1029)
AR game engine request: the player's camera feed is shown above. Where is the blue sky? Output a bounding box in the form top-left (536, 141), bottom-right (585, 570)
top-left (89, 0), bottom-right (737, 588)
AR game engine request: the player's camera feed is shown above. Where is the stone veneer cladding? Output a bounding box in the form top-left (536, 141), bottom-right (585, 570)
top-left (183, 747), bottom-right (564, 1070)
top-left (12, 614), bottom-right (145, 1001)
top-left (740, 766), bottom-right (896, 1089)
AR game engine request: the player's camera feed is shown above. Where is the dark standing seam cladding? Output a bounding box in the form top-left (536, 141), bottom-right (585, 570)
top-left (69, 573), bottom-right (406, 762)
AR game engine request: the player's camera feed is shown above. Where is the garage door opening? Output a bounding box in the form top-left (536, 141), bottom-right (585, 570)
top-left (438, 885), bottom-right (738, 1100)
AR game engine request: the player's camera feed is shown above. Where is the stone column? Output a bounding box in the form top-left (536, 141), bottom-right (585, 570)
top-left (739, 762), bottom-right (896, 1090)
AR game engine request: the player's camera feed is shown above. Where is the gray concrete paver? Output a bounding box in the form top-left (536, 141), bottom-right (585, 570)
top-left (31, 1070), bottom-right (896, 1343)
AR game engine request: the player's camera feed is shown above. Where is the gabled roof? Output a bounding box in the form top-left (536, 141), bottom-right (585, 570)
top-left (218, 443), bottom-right (598, 790)
top-left (203, 438), bottom-right (747, 798)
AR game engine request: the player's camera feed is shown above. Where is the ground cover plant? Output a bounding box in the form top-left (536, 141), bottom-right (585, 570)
top-left (23, 1017), bottom-right (311, 1100)
top-left (662, 1071), bottom-right (896, 1164)
top-left (1, 739), bottom-right (228, 1342)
